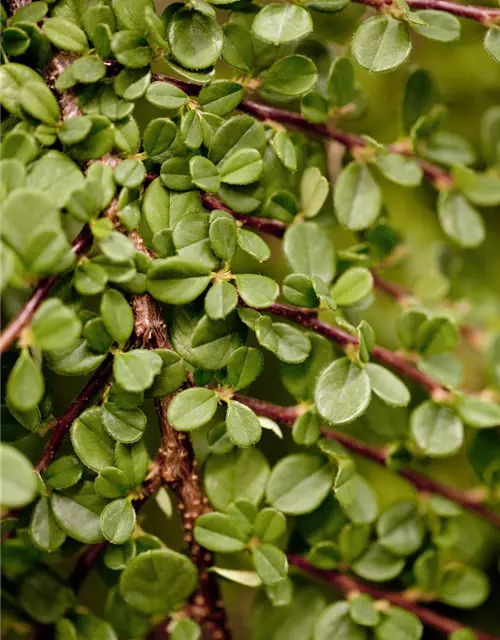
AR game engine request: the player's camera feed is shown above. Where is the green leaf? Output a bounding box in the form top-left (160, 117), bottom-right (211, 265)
top-left (236, 274), bottom-right (279, 308)
top-left (198, 80), bottom-right (244, 117)
top-left (484, 26), bottom-right (500, 63)
top-left (335, 162), bottom-right (382, 230)
top-left (209, 114), bottom-right (266, 166)
top-left (111, 31), bottom-right (152, 69)
top-left (119, 549), bottom-right (197, 615)
top-left (252, 543), bottom-right (288, 586)
top-left (168, 9), bottom-right (223, 70)
top-left (227, 346), bottom-right (264, 390)
top-left (254, 507), bottom-right (286, 543)
top-left (252, 4), bottom-right (312, 44)
top-left (115, 440), bottom-right (149, 488)
top-left (222, 23), bottom-right (255, 73)
top-left (20, 570), bottom-right (74, 624)
top-left (226, 400), bottom-right (262, 447)
top-left (71, 407), bottom-right (115, 472)
top-left (283, 223), bottom-right (336, 285)
top-left (145, 81), bottom-right (187, 111)
top-left (237, 229), bottom-right (271, 263)
top-left (266, 453), bottom-right (334, 515)
top-left (209, 216), bottom-right (238, 264)
top-left (327, 57), bottom-right (355, 107)
top-left (95, 467), bottom-right (129, 498)
top-left (376, 500), bottom-right (425, 556)
top-left (336, 472), bottom-right (379, 524)
top-left (45, 456), bottom-right (82, 490)
top-left (349, 595), bottom-right (379, 627)
top-left (453, 165), bottom-right (500, 206)
top-left (260, 55), bottom-right (318, 98)
top-left (168, 387), bottom-right (218, 432)
top-left (0, 63), bottom-right (46, 118)
top-left (30, 497), bottom-right (67, 552)
top-left (172, 307), bottom-right (245, 370)
top-left (112, 0), bottom-right (154, 34)
top-left (100, 288), bottom-right (134, 346)
top-left (204, 448), bottom-right (270, 512)
top-left (300, 168), bottom-right (329, 218)
top-left (352, 16), bottom-right (412, 73)
top-left (46, 338), bottom-right (107, 376)
top-left (0, 444), bottom-right (38, 508)
top-left (416, 315), bottom-right (459, 356)
top-left (374, 153), bottom-right (423, 186)
top-left (410, 401), bottom-right (463, 457)
top-left (375, 608), bottom-right (423, 640)
top-left (114, 160), bottom-right (145, 189)
top-left (308, 541), bottom-right (341, 569)
top-left (171, 619), bottom-right (202, 640)
top-left (315, 358), bottom-right (371, 425)
top-left (256, 317), bottom-right (311, 364)
top-left (101, 498), bottom-right (136, 545)
top-left (365, 363), bottom-right (410, 407)
top-left (330, 267), bottom-right (373, 307)
top-left (147, 349), bottom-right (186, 398)
top-left (272, 132), bottom-right (297, 172)
top-left (456, 395), bottom-right (500, 428)
top-left (410, 10), bottom-right (460, 42)
top-left (104, 541), bottom-right (136, 570)
top-left (20, 81), bottom-right (60, 125)
top-left (31, 299), bottom-right (81, 352)
top-left (315, 601), bottom-right (368, 640)
top-left (339, 523), bottom-right (371, 562)
top-left (7, 349), bottom-right (44, 413)
top-left (51, 485), bottom-right (106, 544)
top-left (194, 511), bottom-right (249, 553)
top-left (42, 17), bottom-right (88, 51)
top-left (58, 116), bottom-right (93, 145)
top-left (219, 148), bottom-right (263, 186)
top-left (147, 257), bottom-right (211, 304)
top-left (437, 566), bottom-right (489, 608)
top-left (2, 26), bottom-right (30, 56)
top-left (292, 410), bottom-right (321, 447)
top-left (11, 2), bottom-right (48, 24)
top-left (283, 274), bottom-right (318, 309)
top-left (352, 542), bottom-right (405, 582)
top-left (187, 155), bottom-right (218, 193)
top-left (113, 349), bottom-right (163, 393)
top-left (437, 191), bottom-right (485, 248)
top-left (27, 151), bottom-right (84, 209)
top-left (102, 403), bottom-right (147, 444)
top-left (204, 281), bottom-right (237, 320)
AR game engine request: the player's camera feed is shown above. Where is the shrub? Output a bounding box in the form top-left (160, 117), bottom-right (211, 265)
top-left (1, 0), bottom-right (500, 637)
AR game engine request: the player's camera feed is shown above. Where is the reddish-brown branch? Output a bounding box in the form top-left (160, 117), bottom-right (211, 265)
top-left (36, 355), bottom-right (113, 475)
top-left (354, 0), bottom-right (500, 22)
top-left (288, 556), bottom-right (500, 640)
top-left (234, 394), bottom-right (500, 528)
top-left (0, 225), bottom-right (93, 354)
top-left (260, 301), bottom-right (444, 394)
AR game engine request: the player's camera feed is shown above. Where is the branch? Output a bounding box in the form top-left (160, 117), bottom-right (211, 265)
top-left (0, 225), bottom-right (93, 354)
top-left (288, 556), bottom-right (500, 640)
top-left (234, 394), bottom-right (500, 528)
top-left (36, 355), bottom-right (113, 474)
top-left (354, 0), bottom-right (500, 23)
top-left (261, 301), bottom-right (445, 395)
top-left (129, 233), bottom-right (230, 639)
top-left (132, 69), bottom-right (453, 188)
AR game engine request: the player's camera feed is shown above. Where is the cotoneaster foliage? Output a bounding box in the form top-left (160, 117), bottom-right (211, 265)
top-left (1, 0), bottom-right (500, 638)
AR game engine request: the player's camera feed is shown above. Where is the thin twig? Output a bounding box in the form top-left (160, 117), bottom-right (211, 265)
top-left (288, 556), bottom-right (500, 640)
top-left (234, 394), bottom-right (500, 528)
top-left (261, 301), bottom-right (445, 395)
top-left (36, 355), bottom-right (113, 474)
top-left (354, 0), bottom-right (500, 22)
top-left (0, 225), bottom-right (93, 354)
